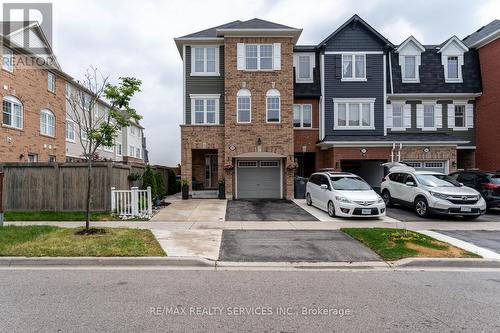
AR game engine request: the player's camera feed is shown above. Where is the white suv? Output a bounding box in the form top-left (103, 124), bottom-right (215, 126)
top-left (306, 172), bottom-right (386, 218)
top-left (381, 168), bottom-right (487, 219)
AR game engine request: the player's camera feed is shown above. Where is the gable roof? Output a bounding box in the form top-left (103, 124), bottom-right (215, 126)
top-left (463, 19), bottom-right (500, 48)
top-left (318, 14), bottom-right (393, 48)
top-left (437, 35), bottom-right (468, 53)
top-left (178, 20), bottom-right (242, 39)
top-left (395, 35), bottom-right (425, 53)
top-left (217, 18), bottom-right (297, 31)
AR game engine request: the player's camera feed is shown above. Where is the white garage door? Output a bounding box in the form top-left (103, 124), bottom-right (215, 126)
top-left (404, 161), bottom-right (447, 173)
top-left (236, 160), bottom-right (282, 199)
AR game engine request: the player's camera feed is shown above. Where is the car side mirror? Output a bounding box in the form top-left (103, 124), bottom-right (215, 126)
top-left (405, 181), bottom-right (416, 187)
top-left (320, 184), bottom-right (328, 190)
top-left (459, 182), bottom-right (464, 187)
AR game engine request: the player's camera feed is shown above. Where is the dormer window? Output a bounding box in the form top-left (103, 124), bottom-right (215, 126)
top-left (396, 36), bottom-right (425, 83)
top-left (294, 53), bottom-right (315, 83)
top-left (403, 56), bottom-right (416, 80)
top-left (446, 56), bottom-right (459, 80)
top-left (437, 36), bottom-right (468, 83)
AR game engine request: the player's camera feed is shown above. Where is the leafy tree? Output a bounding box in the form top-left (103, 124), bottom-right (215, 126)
top-left (66, 67), bottom-right (142, 231)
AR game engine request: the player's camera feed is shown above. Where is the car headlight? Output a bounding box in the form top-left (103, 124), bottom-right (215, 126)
top-left (335, 196), bottom-right (351, 203)
top-left (377, 196), bottom-right (384, 204)
top-left (429, 191), bottom-right (449, 200)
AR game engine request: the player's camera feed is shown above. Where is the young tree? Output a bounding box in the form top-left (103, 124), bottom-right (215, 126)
top-left (66, 67), bottom-right (142, 231)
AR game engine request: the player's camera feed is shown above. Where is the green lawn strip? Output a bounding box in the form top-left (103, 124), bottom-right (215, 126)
top-left (341, 228), bottom-right (479, 261)
top-left (0, 226), bottom-right (165, 257)
top-left (5, 211), bottom-right (116, 221)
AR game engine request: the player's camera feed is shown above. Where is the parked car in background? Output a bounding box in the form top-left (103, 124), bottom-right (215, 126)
top-left (381, 169), bottom-right (487, 219)
top-left (306, 172), bottom-right (386, 218)
top-left (449, 170), bottom-right (500, 209)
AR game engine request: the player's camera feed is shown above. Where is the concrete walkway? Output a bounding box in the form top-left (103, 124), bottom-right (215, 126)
top-left (151, 199), bottom-right (227, 222)
top-left (152, 230), bottom-right (222, 260)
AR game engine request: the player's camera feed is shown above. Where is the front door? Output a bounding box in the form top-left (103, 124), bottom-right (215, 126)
top-left (205, 154), bottom-right (218, 189)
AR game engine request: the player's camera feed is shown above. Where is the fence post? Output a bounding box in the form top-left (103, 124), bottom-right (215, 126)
top-left (131, 186), bottom-right (139, 216)
top-left (110, 187), bottom-right (116, 214)
top-left (147, 186), bottom-right (152, 217)
top-left (0, 172), bottom-right (4, 227)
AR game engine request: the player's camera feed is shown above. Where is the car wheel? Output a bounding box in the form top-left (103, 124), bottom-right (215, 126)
top-left (381, 190), bottom-right (392, 207)
top-left (306, 193), bottom-right (312, 206)
top-left (327, 201), bottom-right (336, 217)
top-left (463, 215), bottom-right (480, 220)
top-left (414, 197), bottom-right (429, 218)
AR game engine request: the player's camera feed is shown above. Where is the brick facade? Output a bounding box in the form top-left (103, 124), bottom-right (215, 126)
top-left (475, 39), bottom-right (500, 171)
top-left (1, 53), bottom-right (67, 162)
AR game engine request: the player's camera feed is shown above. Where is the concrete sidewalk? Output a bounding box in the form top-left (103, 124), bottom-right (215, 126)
top-left (151, 199), bottom-right (227, 222)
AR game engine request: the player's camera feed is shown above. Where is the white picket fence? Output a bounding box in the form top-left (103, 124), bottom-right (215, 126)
top-left (111, 186), bottom-right (152, 218)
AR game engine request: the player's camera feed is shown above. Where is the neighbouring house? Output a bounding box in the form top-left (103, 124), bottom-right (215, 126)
top-left (463, 20), bottom-right (500, 172)
top-left (175, 15), bottom-right (485, 198)
top-left (175, 19), bottom-right (302, 199)
top-left (1, 21), bottom-right (147, 165)
top-left (1, 21), bottom-right (70, 163)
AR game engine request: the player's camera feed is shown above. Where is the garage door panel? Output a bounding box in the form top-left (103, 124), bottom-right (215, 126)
top-left (405, 161), bottom-right (446, 173)
top-left (236, 160), bottom-right (281, 199)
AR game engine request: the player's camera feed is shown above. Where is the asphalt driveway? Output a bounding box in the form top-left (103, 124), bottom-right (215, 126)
top-left (438, 231), bottom-right (500, 254)
top-left (387, 205), bottom-right (500, 222)
top-left (225, 199), bottom-right (318, 221)
top-left (219, 230), bottom-right (381, 262)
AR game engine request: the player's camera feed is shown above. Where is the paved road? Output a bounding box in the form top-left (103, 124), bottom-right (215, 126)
top-left (1, 269), bottom-right (500, 332)
top-left (439, 230), bottom-right (500, 254)
top-left (219, 230), bottom-right (381, 262)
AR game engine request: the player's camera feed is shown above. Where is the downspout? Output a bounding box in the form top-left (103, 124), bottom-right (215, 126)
top-left (397, 143), bottom-right (402, 162)
top-left (391, 143), bottom-right (395, 162)
top-left (388, 50), bottom-right (394, 94)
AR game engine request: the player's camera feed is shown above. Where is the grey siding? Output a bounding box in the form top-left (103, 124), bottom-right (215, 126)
top-left (324, 53), bottom-right (385, 136)
top-left (185, 46), bottom-right (225, 124)
top-left (387, 100), bottom-right (475, 147)
top-left (324, 23), bottom-right (387, 51)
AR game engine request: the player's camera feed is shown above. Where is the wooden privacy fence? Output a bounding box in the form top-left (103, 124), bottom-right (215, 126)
top-left (111, 186), bottom-right (152, 218)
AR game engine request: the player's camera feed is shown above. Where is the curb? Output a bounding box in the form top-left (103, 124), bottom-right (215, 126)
top-left (216, 261), bottom-right (390, 270)
top-left (389, 257), bottom-right (500, 269)
top-left (0, 256), bottom-right (215, 267)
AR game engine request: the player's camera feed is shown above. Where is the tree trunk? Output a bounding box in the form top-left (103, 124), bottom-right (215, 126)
top-left (85, 157), bottom-right (92, 230)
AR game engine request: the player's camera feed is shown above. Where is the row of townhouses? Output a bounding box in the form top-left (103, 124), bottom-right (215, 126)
top-left (1, 21), bottom-right (147, 164)
top-left (175, 15), bottom-right (500, 199)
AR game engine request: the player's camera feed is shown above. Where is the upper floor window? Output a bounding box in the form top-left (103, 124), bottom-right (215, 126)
top-left (130, 126), bottom-right (136, 136)
top-left (392, 104), bottom-right (404, 128)
top-left (402, 56), bottom-right (418, 82)
top-left (129, 145), bottom-right (135, 157)
top-left (2, 46), bottom-right (13, 72)
top-left (135, 147), bottom-right (141, 159)
top-left (295, 53), bottom-right (314, 82)
top-left (293, 104), bottom-right (312, 128)
top-left (190, 94), bottom-right (220, 125)
top-left (449, 102), bottom-right (473, 130)
top-left (454, 104), bottom-right (465, 128)
top-left (236, 89), bottom-right (251, 123)
top-left (237, 43), bottom-right (281, 71)
top-left (191, 46), bottom-right (219, 76)
top-left (266, 89), bottom-right (280, 123)
top-left (416, 102), bottom-right (442, 130)
top-left (66, 119), bottom-right (75, 142)
top-left (333, 99), bottom-right (374, 129)
top-left (423, 105), bottom-right (434, 128)
top-left (446, 56), bottom-right (459, 80)
top-left (2, 96), bottom-right (23, 129)
top-left (48, 72), bottom-right (56, 93)
top-left (40, 109), bottom-right (55, 137)
top-left (342, 54), bottom-right (366, 81)
top-left (115, 142), bottom-right (122, 156)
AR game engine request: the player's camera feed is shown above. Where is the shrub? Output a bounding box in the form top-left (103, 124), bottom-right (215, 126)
top-left (155, 172), bottom-right (166, 198)
top-left (167, 169), bottom-right (179, 194)
top-left (142, 166), bottom-right (158, 198)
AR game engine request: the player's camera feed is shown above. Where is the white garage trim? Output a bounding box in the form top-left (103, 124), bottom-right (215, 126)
top-left (235, 159), bottom-right (283, 199)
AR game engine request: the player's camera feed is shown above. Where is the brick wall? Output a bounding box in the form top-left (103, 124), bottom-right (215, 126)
top-left (293, 98), bottom-right (319, 153)
top-left (223, 37), bottom-right (295, 199)
top-left (0, 53), bottom-right (67, 162)
top-left (475, 39), bottom-right (500, 171)
top-left (401, 146), bottom-right (457, 172)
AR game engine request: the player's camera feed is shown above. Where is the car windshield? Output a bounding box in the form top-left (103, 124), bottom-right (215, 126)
top-left (416, 174), bottom-right (460, 187)
top-left (491, 176), bottom-right (500, 184)
top-left (330, 176), bottom-right (371, 190)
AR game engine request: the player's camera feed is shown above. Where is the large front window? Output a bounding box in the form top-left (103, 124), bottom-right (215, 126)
top-left (334, 99), bottom-right (374, 129)
top-left (2, 96), bottom-right (23, 129)
top-left (40, 109), bottom-right (55, 137)
top-left (190, 95), bottom-right (219, 125)
top-left (342, 54), bottom-right (365, 80)
top-left (192, 47), bottom-right (218, 75)
top-left (245, 44), bottom-right (273, 70)
top-left (293, 104), bottom-right (312, 128)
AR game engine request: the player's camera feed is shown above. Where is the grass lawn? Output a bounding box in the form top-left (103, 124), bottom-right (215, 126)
top-left (0, 226), bottom-right (165, 257)
top-left (341, 228), bottom-right (480, 261)
top-left (5, 211), bottom-right (120, 221)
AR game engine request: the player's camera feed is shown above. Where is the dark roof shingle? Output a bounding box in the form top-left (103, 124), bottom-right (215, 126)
top-left (463, 20), bottom-right (500, 47)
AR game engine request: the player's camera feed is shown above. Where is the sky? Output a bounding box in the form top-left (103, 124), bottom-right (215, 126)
top-left (3, 0), bottom-right (499, 166)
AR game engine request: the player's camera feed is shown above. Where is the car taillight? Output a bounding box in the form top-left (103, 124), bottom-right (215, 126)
top-left (481, 183), bottom-right (500, 189)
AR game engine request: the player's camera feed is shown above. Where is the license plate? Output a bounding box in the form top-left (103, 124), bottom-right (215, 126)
top-left (361, 209), bottom-right (372, 215)
top-left (461, 207), bottom-right (472, 212)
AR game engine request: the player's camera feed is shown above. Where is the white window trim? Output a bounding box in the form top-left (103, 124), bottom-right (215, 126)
top-left (189, 94), bottom-right (220, 125)
top-left (2, 46), bottom-right (14, 72)
top-left (265, 89), bottom-right (281, 124)
top-left (451, 101), bottom-right (467, 131)
top-left (391, 103), bottom-right (406, 131)
top-left (442, 55), bottom-right (464, 83)
top-left (333, 98), bottom-right (375, 130)
top-left (2, 95), bottom-right (23, 129)
top-left (293, 104), bottom-right (313, 128)
top-left (40, 109), bottom-right (55, 137)
top-left (190, 46), bottom-right (220, 76)
top-left (341, 53), bottom-right (367, 82)
top-left (237, 89), bottom-right (252, 124)
top-left (294, 53), bottom-right (315, 83)
top-left (115, 142), bottom-right (123, 156)
top-left (245, 44), bottom-right (274, 71)
top-left (421, 102), bottom-right (438, 131)
top-left (400, 55), bottom-right (421, 83)
top-left (65, 119), bottom-right (76, 143)
top-left (48, 72), bottom-right (56, 92)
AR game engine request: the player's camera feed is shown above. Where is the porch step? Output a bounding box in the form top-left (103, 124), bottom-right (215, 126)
top-left (191, 190), bottom-right (219, 199)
